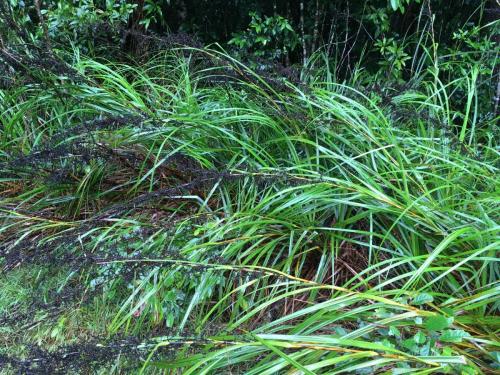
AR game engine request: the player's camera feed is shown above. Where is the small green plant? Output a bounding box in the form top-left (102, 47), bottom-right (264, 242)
top-left (365, 5), bottom-right (391, 37)
top-left (229, 12), bottom-right (299, 61)
top-left (374, 36), bottom-right (411, 79)
top-left (389, 0), bottom-right (421, 12)
top-left (5, 0), bottom-right (136, 52)
top-left (445, 23), bottom-right (498, 77)
top-left (47, 0), bottom-right (136, 34)
top-left (141, 0), bottom-right (171, 29)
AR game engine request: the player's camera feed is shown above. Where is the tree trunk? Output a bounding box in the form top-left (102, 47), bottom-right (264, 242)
top-left (300, 1), bottom-right (307, 67)
top-left (311, 0), bottom-right (321, 54)
top-left (124, 0), bottom-right (145, 54)
top-left (34, 0), bottom-right (51, 52)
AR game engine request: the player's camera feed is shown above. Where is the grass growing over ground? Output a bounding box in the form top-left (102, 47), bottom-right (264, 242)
top-left (0, 46), bottom-right (499, 374)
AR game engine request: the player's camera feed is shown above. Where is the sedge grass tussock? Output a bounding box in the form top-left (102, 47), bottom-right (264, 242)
top-left (0, 33), bottom-right (498, 374)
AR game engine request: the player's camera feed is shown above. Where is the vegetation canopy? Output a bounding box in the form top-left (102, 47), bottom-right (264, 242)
top-left (0, 0), bottom-right (498, 374)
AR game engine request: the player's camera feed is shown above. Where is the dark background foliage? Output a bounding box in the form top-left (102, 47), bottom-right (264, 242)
top-left (4, 1), bottom-right (498, 64)
top-left (3, 0), bottom-right (497, 114)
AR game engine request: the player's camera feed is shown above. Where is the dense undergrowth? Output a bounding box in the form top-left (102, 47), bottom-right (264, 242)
top-left (0, 27), bottom-right (499, 374)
